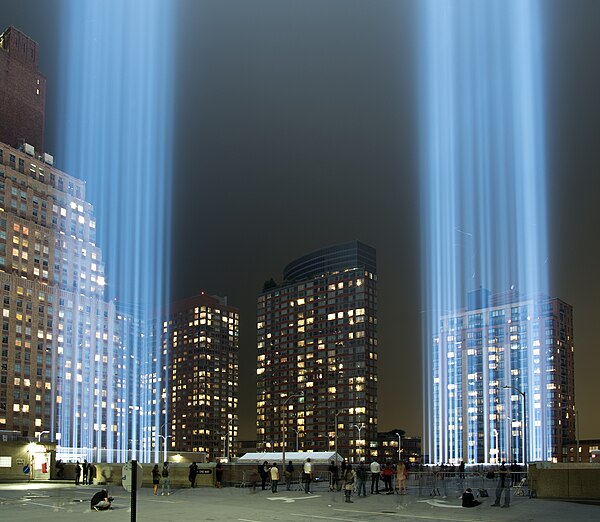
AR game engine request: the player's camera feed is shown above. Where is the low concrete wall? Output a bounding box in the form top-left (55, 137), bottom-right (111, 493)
top-left (93, 462), bottom-right (217, 488)
top-left (529, 463), bottom-right (600, 500)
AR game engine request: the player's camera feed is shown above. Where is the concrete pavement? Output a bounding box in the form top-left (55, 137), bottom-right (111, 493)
top-left (0, 482), bottom-right (598, 521)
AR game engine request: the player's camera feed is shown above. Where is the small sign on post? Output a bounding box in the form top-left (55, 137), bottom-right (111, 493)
top-left (121, 460), bottom-right (143, 492)
top-left (122, 460), bottom-right (143, 522)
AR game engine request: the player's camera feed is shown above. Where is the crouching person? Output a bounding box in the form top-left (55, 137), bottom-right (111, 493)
top-left (91, 489), bottom-right (113, 511)
top-left (461, 487), bottom-right (481, 508)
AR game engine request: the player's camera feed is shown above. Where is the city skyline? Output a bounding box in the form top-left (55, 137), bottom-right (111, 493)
top-left (2, 0), bottom-right (600, 444)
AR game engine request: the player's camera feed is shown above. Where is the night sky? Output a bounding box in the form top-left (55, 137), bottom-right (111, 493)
top-left (4, 1), bottom-right (600, 441)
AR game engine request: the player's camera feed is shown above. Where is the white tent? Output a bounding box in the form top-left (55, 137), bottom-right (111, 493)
top-left (237, 451), bottom-right (342, 464)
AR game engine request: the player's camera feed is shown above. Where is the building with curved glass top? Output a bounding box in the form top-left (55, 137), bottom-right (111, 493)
top-left (257, 241), bottom-right (378, 462)
top-left (283, 241), bottom-right (376, 283)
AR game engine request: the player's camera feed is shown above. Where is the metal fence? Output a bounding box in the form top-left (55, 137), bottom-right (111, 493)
top-left (229, 467), bottom-right (528, 498)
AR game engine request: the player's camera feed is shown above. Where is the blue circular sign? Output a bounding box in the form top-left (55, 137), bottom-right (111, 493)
top-left (23, 465), bottom-right (30, 474)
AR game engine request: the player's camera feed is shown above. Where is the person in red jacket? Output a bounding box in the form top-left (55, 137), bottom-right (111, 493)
top-left (381, 463), bottom-right (394, 494)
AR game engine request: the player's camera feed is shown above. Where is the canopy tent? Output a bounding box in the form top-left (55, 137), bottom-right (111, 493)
top-left (237, 451), bottom-right (342, 464)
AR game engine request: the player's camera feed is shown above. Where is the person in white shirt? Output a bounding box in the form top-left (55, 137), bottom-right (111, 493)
top-left (370, 459), bottom-right (381, 494)
top-left (270, 463), bottom-right (280, 493)
top-left (303, 458), bottom-right (313, 493)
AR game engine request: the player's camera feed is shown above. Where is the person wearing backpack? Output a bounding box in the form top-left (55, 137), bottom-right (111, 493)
top-left (356, 461), bottom-right (368, 496)
top-left (161, 462), bottom-right (171, 496)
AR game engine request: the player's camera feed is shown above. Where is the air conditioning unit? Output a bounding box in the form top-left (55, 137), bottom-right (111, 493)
top-left (24, 142), bottom-right (35, 156)
top-left (44, 152), bottom-right (54, 166)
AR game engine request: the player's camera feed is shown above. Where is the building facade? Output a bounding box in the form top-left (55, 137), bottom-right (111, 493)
top-left (426, 289), bottom-right (575, 465)
top-left (256, 241), bottom-right (378, 462)
top-left (562, 439), bottom-right (600, 464)
top-left (0, 139), bottom-right (124, 456)
top-left (376, 429), bottom-right (422, 464)
top-left (164, 293), bottom-right (239, 461)
top-left (0, 26), bottom-right (135, 462)
top-left (0, 27), bottom-right (46, 155)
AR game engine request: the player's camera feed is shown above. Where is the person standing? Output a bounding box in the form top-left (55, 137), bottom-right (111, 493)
top-left (370, 459), bottom-right (380, 494)
top-left (510, 461), bottom-right (520, 486)
top-left (303, 458), bottom-right (312, 494)
top-left (216, 462), bottom-right (224, 488)
top-left (492, 462), bottom-right (510, 508)
top-left (328, 460), bottom-right (339, 492)
top-left (82, 460), bottom-right (89, 485)
top-left (161, 462), bottom-right (171, 496)
top-left (270, 463), bottom-right (280, 493)
top-left (285, 461), bottom-right (294, 491)
top-left (343, 464), bottom-right (356, 503)
top-left (75, 461), bottom-right (82, 486)
top-left (55, 459), bottom-right (64, 479)
top-left (356, 461), bottom-right (368, 496)
top-left (382, 463), bottom-right (394, 494)
top-left (152, 464), bottom-right (160, 495)
top-left (88, 462), bottom-right (95, 486)
top-left (259, 461), bottom-right (269, 490)
top-left (189, 462), bottom-right (198, 488)
top-left (396, 461), bottom-right (408, 495)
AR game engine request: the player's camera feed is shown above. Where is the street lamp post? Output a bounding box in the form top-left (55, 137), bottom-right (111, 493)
top-left (395, 432), bottom-right (402, 461)
top-left (36, 430), bottom-right (50, 443)
top-left (226, 419), bottom-right (234, 460)
top-left (492, 428), bottom-right (499, 463)
top-left (503, 385), bottom-right (527, 468)
top-left (157, 434), bottom-right (171, 463)
top-left (282, 393), bottom-right (303, 468)
top-left (351, 424), bottom-right (366, 462)
top-left (334, 410), bottom-right (346, 468)
top-left (291, 427), bottom-right (300, 452)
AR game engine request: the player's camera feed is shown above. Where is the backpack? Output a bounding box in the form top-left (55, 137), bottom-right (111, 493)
top-left (162, 466), bottom-right (169, 477)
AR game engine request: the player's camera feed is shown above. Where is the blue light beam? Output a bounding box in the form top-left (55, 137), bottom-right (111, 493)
top-left (54, 0), bottom-right (175, 461)
top-left (420, 1), bottom-right (549, 464)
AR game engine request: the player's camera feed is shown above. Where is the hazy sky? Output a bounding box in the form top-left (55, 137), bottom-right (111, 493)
top-left (5, 0), bottom-right (600, 441)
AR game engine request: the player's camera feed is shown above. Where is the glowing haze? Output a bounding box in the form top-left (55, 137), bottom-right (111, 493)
top-left (54, 0), bottom-right (174, 461)
top-left (419, 1), bottom-right (549, 463)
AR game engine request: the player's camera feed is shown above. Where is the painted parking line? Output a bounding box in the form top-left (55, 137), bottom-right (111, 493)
top-left (268, 495), bottom-right (321, 503)
top-left (416, 499), bottom-right (463, 508)
top-left (333, 508), bottom-right (488, 522)
top-left (24, 501), bottom-right (66, 509)
top-left (290, 514), bottom-right (362, 522)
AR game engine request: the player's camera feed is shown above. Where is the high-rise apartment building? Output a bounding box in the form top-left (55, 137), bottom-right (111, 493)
top-left (425, 289), bottom-right (575, 464)
top-left (0, 27), bottom-right (46, 156)
top-left (257, 241), bottom-right (378, 462)
top-left (0, 25), bottom-right (127, 459)
top-left (0, 139), bottom-right (124, 453)
top-left (164, 293), bottom-right (239, 461)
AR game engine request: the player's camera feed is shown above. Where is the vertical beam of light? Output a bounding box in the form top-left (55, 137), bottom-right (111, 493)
top-left (55, 0), bottom-right (174, 461)
top-left (420, 1), bottom-right (549, 464)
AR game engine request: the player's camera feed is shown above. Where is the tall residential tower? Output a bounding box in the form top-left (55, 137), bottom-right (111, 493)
top-left (0, 26), bottom-right (127, 460)
top-left (165, 293), bottom-right (239, 461)
top-left (257, 241), bottom-right (378, 462)
top-left (426, 289), bottom-right (575, 464)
